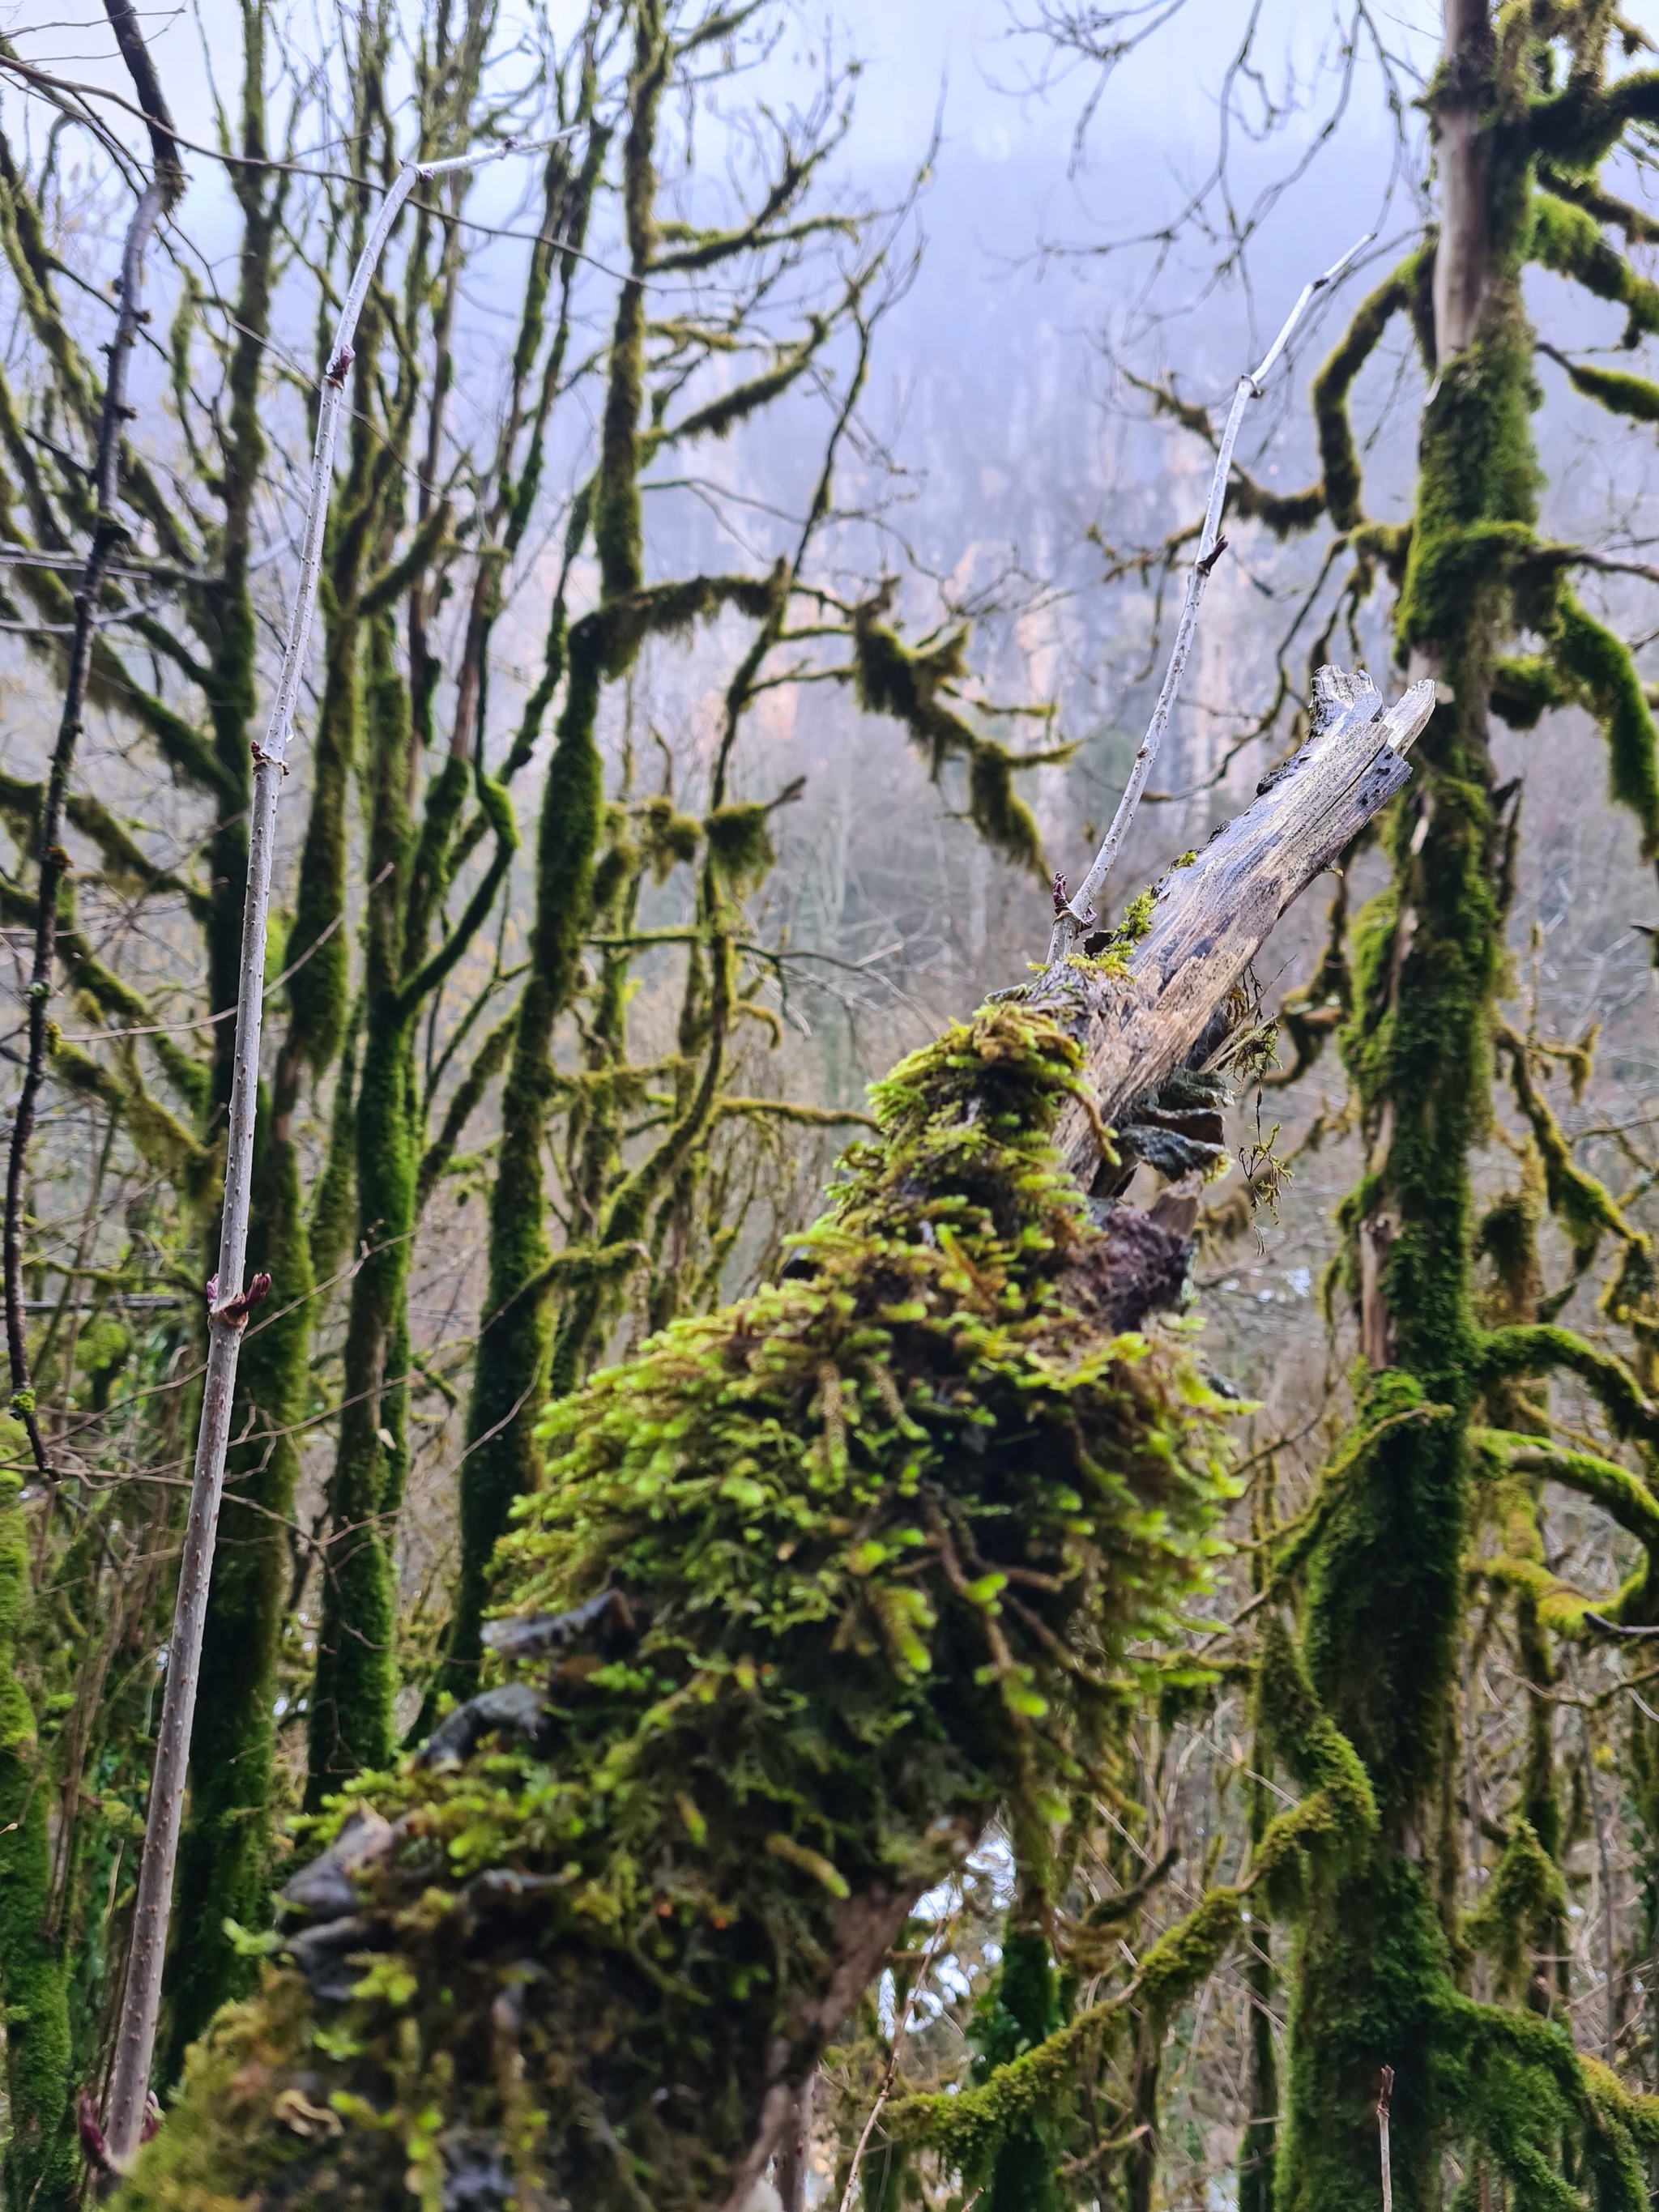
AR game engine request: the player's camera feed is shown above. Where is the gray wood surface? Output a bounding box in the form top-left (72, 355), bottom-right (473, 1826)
top-left (1030, 670), bottom-right (1436, 1186)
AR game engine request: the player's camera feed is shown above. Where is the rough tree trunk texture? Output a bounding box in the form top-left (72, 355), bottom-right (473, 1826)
top-left (111, 673), bottom-right (1431, 2212)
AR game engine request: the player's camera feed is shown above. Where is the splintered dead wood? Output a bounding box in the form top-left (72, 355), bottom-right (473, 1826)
top-left (1043, 669), bottom-right (1434, 1178)
top-left (1048, 232), bottom-right (1372, 963)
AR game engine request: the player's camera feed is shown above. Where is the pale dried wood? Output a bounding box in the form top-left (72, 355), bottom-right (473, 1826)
top-left (1036, 669), bottom-right (1435, 1184)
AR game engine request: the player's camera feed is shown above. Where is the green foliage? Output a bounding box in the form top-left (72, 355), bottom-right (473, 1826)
top-left (117, 1005), bottom-right (1239, 2212)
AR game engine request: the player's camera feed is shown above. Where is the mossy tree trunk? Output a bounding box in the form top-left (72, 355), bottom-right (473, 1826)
top-left (1277, 9), bottom-right (1520, 2197)
top-left (447, 0), bottom-right (678, 1692)
top-left (1277, 7), bottom-right (1659, 2205)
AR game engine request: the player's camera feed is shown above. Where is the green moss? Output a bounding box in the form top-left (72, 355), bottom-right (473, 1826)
top-left (591, 9), bottom-right (665, 600)
top-left (307, 615), bottom-right (416, 1805)
top-left (1490, 652), bottom-right (1570, 729)
top-left (1311, 249), bottom-right (1432, 531)
top-left (308, 994), bottom-right (360, 1292)
top-left (0, 1469), bottom-right (75, 2212)
top-left (1550, 588), bottom-right (1659, 856)
top-left (703, 801), bottom-right (776, 893)
top-left (1396, 289), bottom-right (1538, 654)
top-left (282, 582), bottom-right (360, 1076)
top-left (1464, 1819), bottom-right (1564, 2000)
top-left (1552, 352), bottom-right (1659, 423)
top-left (1276, 1852), bottom-right (1450, 2212)
top-left (119, 1005), bottom-right (1239, 2212)
top-left (851, 604), bottom-right (1061, 878)
top-left (968, 1930), bottom-right (1069, 2212)
top-left (451, 616), bottom-right (608, 1695)
top-left (1529, 191), bottom-right (1659, 344)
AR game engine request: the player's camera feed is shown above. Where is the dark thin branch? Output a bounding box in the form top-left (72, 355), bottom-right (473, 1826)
top-left (3, 0), bottom-right (179, 1478)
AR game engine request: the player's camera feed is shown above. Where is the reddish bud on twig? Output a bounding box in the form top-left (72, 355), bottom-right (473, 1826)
top-left (326, 343), bottom-right (354, 386)
top-left (210, 1271), bottom-right (272, 1326)
top-left (1197, 534), bottom-right (1230, 576)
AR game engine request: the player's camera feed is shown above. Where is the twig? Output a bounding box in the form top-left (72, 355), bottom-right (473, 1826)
top-left (100, 128), bottom-right (552, 2173)
top-left (834, 1915), bottom-right (952, 2212)
top-left (1047, 232), bottom-right (1372, 965)
top-left (1377, 2064), bottom-right (1393, 2212)
top-left (3, 1), bottom-right (180, 1481)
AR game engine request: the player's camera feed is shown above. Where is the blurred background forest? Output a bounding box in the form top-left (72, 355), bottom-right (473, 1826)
top-left (9, 2), bottom-right (1659, 2207)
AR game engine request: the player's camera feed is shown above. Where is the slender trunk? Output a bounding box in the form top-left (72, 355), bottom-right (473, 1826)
top-left (0, 19), bottom-right (176, 2196)
top-left (447, 9), bottom-right (665, 1694)
top-left (166, 2), bottom-right (298, 2065)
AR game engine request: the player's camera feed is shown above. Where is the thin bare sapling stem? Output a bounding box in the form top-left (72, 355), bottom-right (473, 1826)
top-left (1377, 2064), bottom-right (1393, 2212)
top-left (1047, 232), bottom-right (1372, 965)
top-left (102, 130), bottom-right (561, 2170)
top-left (3, 0), bottom-right (181, 1479)
top-left (834, 1912), bottom-right (953, 2212)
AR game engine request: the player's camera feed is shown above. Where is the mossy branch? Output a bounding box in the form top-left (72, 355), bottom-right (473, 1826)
top-left (1473, 1325), bottom-right (1659, 1443)
top-left (417, 1008), bottom-right (517, 1212)
top-left (1529, 190), bottom-right (1659, 343)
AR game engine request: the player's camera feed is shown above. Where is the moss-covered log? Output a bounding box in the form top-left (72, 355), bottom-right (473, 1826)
top-left (112, 669), bottom-right (1424, 2212)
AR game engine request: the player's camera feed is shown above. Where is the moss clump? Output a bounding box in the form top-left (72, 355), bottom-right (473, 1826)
top-left (119, 1006), bottom-right (1237, 2212)
top-left (850, 601), bottom-right (1064, 876)
top-left (1464, 1819), bottom-right (1565, 2001)
top-left (1551, 589), bottom-right (1659, 857)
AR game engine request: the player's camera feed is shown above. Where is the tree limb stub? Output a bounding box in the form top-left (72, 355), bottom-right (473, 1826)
top-left (1043, 668), bottom-right (1435, 1183)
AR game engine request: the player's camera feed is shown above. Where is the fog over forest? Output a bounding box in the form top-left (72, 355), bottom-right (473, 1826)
top-left (7, 6), bottom-right (1659, 2210)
